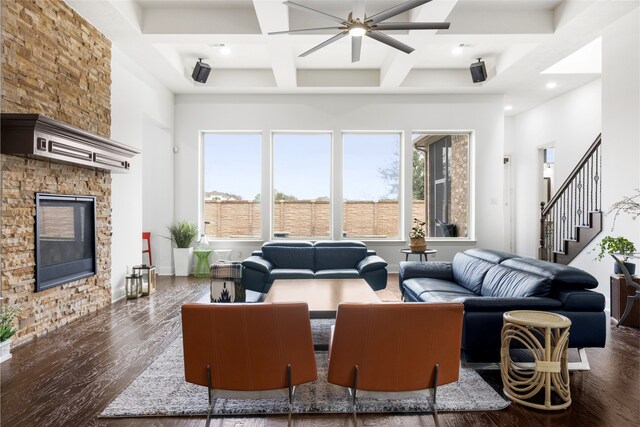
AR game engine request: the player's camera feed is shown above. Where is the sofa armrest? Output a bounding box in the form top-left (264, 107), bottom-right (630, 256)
top-left (251, 250), bottom-right (263, 257)
top-left (398, 261), bottom-right (453, 282)
top-left (366, 249), bottom-right (377, 256)
top-left (553, 289), bottom-right (605, 311)
top-left (242, 256), bottom-right (273, 274)
top-left (452, 296), bottom-right (563, 312)
top-left (357, 255), bottom-right (387, 273)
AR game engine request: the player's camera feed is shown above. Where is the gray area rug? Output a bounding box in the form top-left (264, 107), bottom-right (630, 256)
top-left (101, 321), bottom-right (509, 418)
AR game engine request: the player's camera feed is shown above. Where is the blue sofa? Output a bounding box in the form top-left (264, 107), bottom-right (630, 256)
top-left (242, 241), bottom-right (388, 293)
top-left (399, 248), bottom-right (606, 357)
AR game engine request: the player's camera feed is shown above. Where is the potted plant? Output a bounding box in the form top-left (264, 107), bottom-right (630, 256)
top-left (409, 218), bottom-right (427, 252)
top-left (1, 305), bottom-right (20, 363)
top-left (594, 236), bottom-right (637, 275)
top-left (168, 220), bottom-right (198, 276)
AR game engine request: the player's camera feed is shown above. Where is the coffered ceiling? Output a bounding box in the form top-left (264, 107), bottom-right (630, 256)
top-left (67, 0), bottom-right (638, 114)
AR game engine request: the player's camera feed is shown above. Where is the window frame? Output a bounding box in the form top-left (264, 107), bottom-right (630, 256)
top-left (411, 130), bottom-right (474, 241)
top-left (270, 130), bottom-right (334, 241)
top-left (199, 130), bottom-right (264, 241)
top-left (341, 130), bottom-right (403, 240)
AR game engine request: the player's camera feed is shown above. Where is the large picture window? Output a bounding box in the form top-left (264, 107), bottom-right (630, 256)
top-left (272, 132), bottom-right (331, 239)
top-left (202, 133), bottom-right (261, 239)
top-left (343, 132), bottom-right (400, 239)
top-left (413, 133), bottom-right (469, 238)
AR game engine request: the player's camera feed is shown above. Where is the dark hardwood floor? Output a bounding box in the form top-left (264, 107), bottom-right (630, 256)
top-left (1, 275), bottom-right (639, 427)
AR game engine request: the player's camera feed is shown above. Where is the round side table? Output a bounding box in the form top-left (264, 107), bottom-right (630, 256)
top-left (400, 248), bottom-right (437, 261)
top-left (500, 310), bottom-right (572, 410)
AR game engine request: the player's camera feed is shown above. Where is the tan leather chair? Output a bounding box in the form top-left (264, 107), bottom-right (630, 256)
top-left (327, 302), bottom-right (464, 417)
top-left (182, 302), bottom-right (317, 426)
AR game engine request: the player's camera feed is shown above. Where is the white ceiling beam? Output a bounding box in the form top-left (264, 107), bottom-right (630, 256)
top-left (142, 7), bottom-right (261, 34)
top-left (253, 0), bottom-right (297, 88)
top-left (379, 0), bottom-right (459, 88)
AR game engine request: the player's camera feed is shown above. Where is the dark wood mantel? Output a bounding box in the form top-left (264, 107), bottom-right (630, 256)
top-left (1, 114), bottom-right (139, 173)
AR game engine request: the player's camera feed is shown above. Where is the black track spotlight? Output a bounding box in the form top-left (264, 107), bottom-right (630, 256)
top-left (192, 58), bottom-right (211, 83)
top-left (470, 58), bottom-right (487, 83)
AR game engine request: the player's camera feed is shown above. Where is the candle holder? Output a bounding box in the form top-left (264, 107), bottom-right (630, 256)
top-left (125, 274), bottom-right (142, 299)
top-left (133, 265), bottom-right (157, 296)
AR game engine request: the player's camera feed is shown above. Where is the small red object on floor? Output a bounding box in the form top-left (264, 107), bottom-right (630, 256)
top-left (142, 232), bottom-right (152, 265)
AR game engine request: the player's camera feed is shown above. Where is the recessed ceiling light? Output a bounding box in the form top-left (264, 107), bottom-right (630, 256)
top-left (451, 45), bottom-right (463, 55)
top-left (546, 82), bottom-right (557, 89)
top-left (504, 105), bottom-right (513, 111)
top-left (220, 45), bottom-right (231, 55)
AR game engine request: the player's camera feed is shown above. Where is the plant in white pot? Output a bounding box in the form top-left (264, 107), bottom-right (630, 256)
top-left (168, 220), bottom-right (198, 276)
top-left (1, 305), bottom-right (20, 363)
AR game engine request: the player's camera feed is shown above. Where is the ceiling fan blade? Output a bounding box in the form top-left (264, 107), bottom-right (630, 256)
top-left (269, 26), bottom-right (346, 35)
top-left (352, 36), bottom-right (362, 63)
top-left (367, 0), bottom-right (432, 25)
top-left (284, 1), bottom-right (346, 25)
top-left (353, 0), bottom-right (366, 21)
top-left (373, 22), bottom-right (450, 31)
top-left (300, 31), bottom-right (349, 57)
top-left (366, 31), bottom-right (414, 54)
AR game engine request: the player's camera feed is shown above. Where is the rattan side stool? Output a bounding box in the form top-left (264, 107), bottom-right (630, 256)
top-left (500, 310), bottom-right (572, 410)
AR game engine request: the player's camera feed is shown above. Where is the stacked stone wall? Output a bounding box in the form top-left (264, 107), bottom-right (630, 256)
top-left (1, 0), bottom-right (113, 345)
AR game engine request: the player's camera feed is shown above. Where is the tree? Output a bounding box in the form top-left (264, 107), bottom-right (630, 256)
top-left (378, 149), bottom-right (425, 200)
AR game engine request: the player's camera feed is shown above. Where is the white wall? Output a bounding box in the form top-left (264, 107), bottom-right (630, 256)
top-left (594, 8), bottom-right (640, 301)
top-left (510, 8), bottom-right (640, 305)
top-left (511, 78), bottom-right (602, 258)
top-left (142, 119), bottom-right (174, 275)
top-left (174, 94), bottom-right (505, 270)
top-left (110, 47), bottom-right (174, 300)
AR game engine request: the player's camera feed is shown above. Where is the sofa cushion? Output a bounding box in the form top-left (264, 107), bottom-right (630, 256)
top-left (314, 241), bottom-right (367, 270)
top-left (452, 253), bottom-right (496, 294)
top-left (262, 242), bottom-right (315, 270)
top-left (464, 248), bottom-right (517, 264)
top-left (501, 258), bottom-right (599, 289)
top-left (481, 265), bottom-right (552, 298)
top-left (314, 269), bottom-right (360, 279)
top-left (403, 278), bottom-right (473, 302)
top-left (269, 268), bottom-right (315, 280)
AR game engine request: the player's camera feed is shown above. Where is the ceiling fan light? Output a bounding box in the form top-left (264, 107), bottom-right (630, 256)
top-left (349, 26), bottom-right (367, 37)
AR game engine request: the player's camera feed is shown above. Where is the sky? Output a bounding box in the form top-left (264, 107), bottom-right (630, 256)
top-left (203, 132), bottom-right (400, 201)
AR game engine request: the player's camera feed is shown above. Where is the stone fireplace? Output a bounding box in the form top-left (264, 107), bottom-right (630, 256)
top-left (0, 0), bottom-right (127, 346)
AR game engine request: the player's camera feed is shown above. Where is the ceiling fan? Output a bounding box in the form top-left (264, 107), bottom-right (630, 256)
top-left (269, 0), bottom-right (450, 63)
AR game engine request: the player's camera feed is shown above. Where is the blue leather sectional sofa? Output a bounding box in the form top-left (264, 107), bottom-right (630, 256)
top-left (399, 248), bottom-right (606, 356)
top-left (242, 241), bottom-right (388, 293)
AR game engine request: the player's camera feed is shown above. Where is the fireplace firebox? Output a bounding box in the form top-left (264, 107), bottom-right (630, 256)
top-left (35, 193), bottom-right (97, 292)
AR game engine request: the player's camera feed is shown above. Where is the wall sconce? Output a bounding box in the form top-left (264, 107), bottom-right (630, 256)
top-left (133, 265), bottom-right (157, 296)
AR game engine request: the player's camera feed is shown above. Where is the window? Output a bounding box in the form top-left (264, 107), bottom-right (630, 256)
top-left (413, 133), bottom-right (469, 238)
top-left (272, 133), bottom-right (331, 239)
top-left (343, 133), bottom-right (401, 239)
top-left (202, 133), bottom-right (261, 239)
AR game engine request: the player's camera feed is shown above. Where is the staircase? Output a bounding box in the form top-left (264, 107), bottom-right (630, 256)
top-left (539, 135), bottom-right (602, 264)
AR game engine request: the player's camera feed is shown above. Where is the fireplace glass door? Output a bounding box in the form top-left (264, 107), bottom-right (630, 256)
top-left (35, 194), bottom-right (97, 291)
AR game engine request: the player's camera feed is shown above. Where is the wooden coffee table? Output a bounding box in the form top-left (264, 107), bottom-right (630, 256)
top-left (264, 278), bottom-right (381, 319)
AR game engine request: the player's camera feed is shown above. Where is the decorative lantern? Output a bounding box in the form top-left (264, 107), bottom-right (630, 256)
top-left (125, 274), bottom-right (142, 299)
top-left (133, 265), bottom-right (157, 296)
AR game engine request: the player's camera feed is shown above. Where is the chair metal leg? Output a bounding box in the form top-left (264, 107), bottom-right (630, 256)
top-left (206, 365), bottom-right (214, 427)
top-left (351, 365), bottom-right (359, 426)
top-left (431, 364), bottom-right (439, 417)
top-left (287, 364), bottom-right (293, 427)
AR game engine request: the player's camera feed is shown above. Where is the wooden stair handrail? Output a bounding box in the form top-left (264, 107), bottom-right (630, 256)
top-left (541, 134), bottom-right (601, 217)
